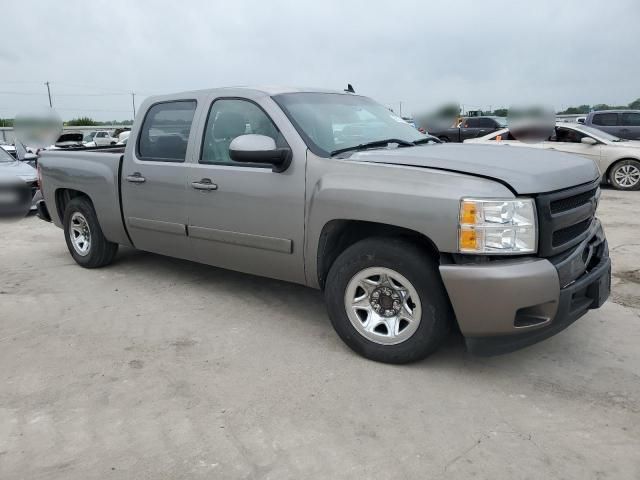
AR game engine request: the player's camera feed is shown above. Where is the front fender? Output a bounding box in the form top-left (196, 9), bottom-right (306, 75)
top-left (303, 152), bottom-right (514, 287)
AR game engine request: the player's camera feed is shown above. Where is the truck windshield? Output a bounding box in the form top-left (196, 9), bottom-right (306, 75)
top-left (273, 93), bottom-right (424, 157)
top-left (0, 146), bottom-right (15, 162)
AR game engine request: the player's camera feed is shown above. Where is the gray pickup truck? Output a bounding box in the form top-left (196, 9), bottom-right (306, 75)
top-left (36, 87), bottom-right (611, 363)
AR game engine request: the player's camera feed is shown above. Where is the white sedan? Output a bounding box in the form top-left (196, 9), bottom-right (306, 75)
top-left (465, 123), bottom-right (640, 190)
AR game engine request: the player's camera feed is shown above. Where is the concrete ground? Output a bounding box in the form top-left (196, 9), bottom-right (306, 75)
top-left (1, 188), bottom-right (639, 479)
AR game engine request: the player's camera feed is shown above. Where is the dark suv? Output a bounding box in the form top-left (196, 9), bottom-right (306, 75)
top-left (583, 110), bottom-right (640, 140)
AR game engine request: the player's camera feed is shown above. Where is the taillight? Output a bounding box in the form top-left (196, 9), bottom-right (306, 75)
top-left (37, 164), bottom-right (43, 193)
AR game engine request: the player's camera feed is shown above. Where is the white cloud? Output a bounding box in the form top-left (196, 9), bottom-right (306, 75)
top-left (1, 0), bottom-right (638, 119)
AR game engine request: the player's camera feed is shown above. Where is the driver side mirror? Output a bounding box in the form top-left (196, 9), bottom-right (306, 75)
top-left (229, 134), bottom-right (292, 172)
top-left (581, 137), bottom-right (597, 146)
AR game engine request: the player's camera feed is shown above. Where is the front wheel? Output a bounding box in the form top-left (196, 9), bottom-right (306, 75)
top-left (325, 237), bottom-right (452, 364)
top-left (63, 196), bottom-right (118, 268)
top-left (609, 159), bottom-right (640, 190)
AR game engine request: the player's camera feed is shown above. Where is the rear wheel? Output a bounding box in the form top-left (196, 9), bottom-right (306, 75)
top-left (63, 196), bottom-right (118, 268)
top-left (609, 159), bottom-right (640, 190)
top-left (325, 237), bottom-right (452, 364)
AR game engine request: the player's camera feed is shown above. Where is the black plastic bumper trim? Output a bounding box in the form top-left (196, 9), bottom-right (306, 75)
top-left (465, 253), bottom-right (611, 356)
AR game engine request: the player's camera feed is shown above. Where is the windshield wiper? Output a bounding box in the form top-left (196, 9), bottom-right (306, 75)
top-left (330, 138), bottom-right (415, 157)
top-left (413, 135), bottom-right (442, 145)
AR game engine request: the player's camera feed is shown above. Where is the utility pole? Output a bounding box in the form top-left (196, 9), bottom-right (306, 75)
top-left (399, 101), bottom-right (403, 117)
top-left (131, 92), bottom-right (136, 119)
top-left (45, 81), bottom-right (52, 107)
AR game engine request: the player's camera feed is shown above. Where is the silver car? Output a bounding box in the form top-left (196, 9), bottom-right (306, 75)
top-left (465, 122), bottom-right (640, 190)
top-left (0, 146), bottom-right (40, 211)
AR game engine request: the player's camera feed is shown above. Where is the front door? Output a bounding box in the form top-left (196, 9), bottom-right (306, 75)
top-left (185, 97), bottom-right (306, 284)
top-left (121, 100), bottom-right (197, 259)
top-left (542, 126), bottom-right (601, 163)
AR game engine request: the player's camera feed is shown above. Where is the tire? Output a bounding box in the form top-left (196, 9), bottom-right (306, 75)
top-left (609, 159), bottom-right (640, 191)
top-left (325, 237), bottom-right (452, 364)
top-left (438, 136), bottom-right (449, 143)
top-left (63, 196), bottom-right (118, 268)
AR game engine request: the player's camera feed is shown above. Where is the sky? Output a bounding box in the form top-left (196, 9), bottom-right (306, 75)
top-left (1, 0), bottom-right (639, 121)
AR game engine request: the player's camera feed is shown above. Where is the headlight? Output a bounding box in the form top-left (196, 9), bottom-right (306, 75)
top-left (458, 198), bottom-right (537, 254)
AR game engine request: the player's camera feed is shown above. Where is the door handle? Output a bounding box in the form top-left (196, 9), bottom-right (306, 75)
top-left (191, 178), bottom-right (218, 191)
top-left (126, 173), bottom-right (146, 183)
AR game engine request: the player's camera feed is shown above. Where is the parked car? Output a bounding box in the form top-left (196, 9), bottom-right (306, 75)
top-left (36, 87), bottom-right (610, 363)
top-left (465, 122), bottom-right (640, 190)
top-left (583, 110), bottom-right (640, 140)
top-left (1, 143), bottom-right (17, 158)
top-left (0, 144), bottom-right (41, 211)
top-left (47, 132), bottom-right (85, 150)
top-left (118, 130), bottom-right (131, 143)
top-left (429, 116), bottom-right (507, 142)
top-left (82, 130), bottom-right (117, 147)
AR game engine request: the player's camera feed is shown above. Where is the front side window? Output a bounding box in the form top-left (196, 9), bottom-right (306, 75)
top-left (201, 99), bottom-right (286, 165)
top-left (137, 100), bottom-right (196, 162)
top-left (477, 118), bottom-right (495, 128)
top-left (551, 127), bottom-right (586, 143)
top-left (621, 112), bottom-right (640, 126)
top-left (273, 93), bottom-right (423, 157)
top-left (592, 113), bottom-right (618, 126)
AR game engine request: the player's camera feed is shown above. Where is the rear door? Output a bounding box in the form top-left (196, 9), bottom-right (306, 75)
top-left (94, 131), bottom-right (109, 146)
top-left (475, 118), bottom-right (498, 138)
top-left (185, 96), bottom-right (306, 284)
top-left (620, 112), bottom-right (640, 140)
top-left (121, 100), bottom-right (197, 259)
top-left (461, 117), bottom-right (483, 140)
top-left (542, 126), bottom-right (602, 166)
top-left (590, 112), bottom-right (620, 137)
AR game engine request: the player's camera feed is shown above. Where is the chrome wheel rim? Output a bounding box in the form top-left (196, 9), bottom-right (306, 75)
top-left (614, 164), bottom-right (640, 188)
top-left (69, 212), bottom-right (91, 256)
top-left (344, 267), bottom-right (422, 345)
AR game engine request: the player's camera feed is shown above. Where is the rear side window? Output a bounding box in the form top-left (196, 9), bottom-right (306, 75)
top-left (137, 101), bottom-right (197, 162)
top-left (621, 112), bottom-right (640, 126)
top-left (477, 118), bottom-right (495, 128)
top-left (592, 113), bottom-right (618, 126)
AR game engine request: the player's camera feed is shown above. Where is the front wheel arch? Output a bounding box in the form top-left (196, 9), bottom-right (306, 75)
top-left (316, 219), bottom-right (441, 291)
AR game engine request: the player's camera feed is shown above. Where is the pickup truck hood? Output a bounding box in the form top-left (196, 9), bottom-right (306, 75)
top-left (350, 143), bottom-right (600, 194)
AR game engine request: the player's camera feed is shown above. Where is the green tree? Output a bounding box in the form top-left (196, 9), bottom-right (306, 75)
top-left (0, 118), bottom-right (14, 127)
top-left (628, 98), bottom-right (640, 109)
top-left (559, 104), bottom-right (591, 115)
top-left (66, 116), bottom-right (99, 126)
top-left (492, 108), bottom-right (508, 117)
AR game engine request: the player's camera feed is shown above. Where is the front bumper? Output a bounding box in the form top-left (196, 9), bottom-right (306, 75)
top-left (440, 219), bottom-right (610, 356)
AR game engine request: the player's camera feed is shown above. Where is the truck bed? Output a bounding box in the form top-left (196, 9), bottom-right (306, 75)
top-left (38, 148), bottom-right (132, 247)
